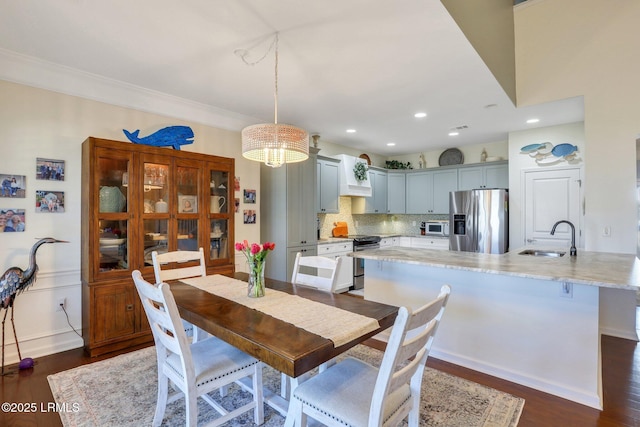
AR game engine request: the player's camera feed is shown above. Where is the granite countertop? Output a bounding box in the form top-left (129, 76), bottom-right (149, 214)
top-left (349, 246), bottom-right (640, 290)
top-left (318, 237), bottom-right (352, 243)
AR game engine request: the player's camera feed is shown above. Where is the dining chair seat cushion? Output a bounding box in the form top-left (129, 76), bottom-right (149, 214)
top-left (165, 336), bottom-right (260, 386)
top-left (292, 357), bottom-right (411, 426)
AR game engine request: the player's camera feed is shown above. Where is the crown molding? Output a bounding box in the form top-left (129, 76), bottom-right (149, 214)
top-left (0, 47), bottom-right (258, 132)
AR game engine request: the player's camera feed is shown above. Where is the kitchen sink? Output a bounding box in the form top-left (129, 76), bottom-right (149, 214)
top-left (519, 249), bottom-right (566, 257)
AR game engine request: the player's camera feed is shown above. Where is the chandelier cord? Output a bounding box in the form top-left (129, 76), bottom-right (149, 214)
top-left (235, 33), bottom-right (280, 125)
top-left (274, 33), bottom-right (278, 125)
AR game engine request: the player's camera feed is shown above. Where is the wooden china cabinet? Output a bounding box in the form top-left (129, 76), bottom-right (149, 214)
top-left (81, 137), bottom-right (235, 356)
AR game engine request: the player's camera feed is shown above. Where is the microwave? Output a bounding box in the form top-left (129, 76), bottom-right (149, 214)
top-left (421, 221), bottom-right (450, 236)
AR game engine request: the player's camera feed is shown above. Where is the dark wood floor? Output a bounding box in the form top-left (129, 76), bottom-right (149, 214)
top-left (1, 333), bottom-right (639, 426)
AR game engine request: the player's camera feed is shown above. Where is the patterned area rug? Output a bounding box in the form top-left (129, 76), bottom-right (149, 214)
top-left (48, 345), bottom-right (524, 426)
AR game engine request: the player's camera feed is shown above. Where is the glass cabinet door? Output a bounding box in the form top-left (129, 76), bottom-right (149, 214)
top-left (96, 151), bottom-right (130, 272)
top-left (141, 158), bottom-right (170, 266)
top-left (208, 169), bottom-right (231, 262)
top-left (176, 161), bottom-right (201, 252)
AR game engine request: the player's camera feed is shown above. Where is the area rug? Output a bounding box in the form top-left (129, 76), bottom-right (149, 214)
top-left (48, 345), bottom-right (524, 427)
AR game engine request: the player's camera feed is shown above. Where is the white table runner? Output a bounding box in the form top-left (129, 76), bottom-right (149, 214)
top-left (180, 275), bottom-right (380, 347)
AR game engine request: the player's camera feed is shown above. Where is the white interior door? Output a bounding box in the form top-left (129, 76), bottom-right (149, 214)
top-left (524, 167), bottom-right (582, 247)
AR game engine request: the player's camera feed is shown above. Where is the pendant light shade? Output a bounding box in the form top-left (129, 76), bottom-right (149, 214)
top-left (241, 33), bottom-right (309, 168)
top-left (242, 123), bottom-right (309, 168)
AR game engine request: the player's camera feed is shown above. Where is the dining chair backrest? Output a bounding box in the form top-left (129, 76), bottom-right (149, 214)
top-left (133, 270), bottom-right (192, 370)
top-left (152, 248), bottom-right (206, 283)
top-left (132, 270), bottom-right (264, 426)
top-left (289, 284), bottom-right (451, 427)
top-left (370, 284), bottom-right (451, 425)
top-left (291, 252), bottom-right (343, 293)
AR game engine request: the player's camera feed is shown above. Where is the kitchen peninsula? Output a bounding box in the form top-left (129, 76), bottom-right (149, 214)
top-left (351, 246), bottom-right (640, 410)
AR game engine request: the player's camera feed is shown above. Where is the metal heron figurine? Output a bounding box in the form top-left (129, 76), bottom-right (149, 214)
top-left (0, 237), bottom-right (68, 374)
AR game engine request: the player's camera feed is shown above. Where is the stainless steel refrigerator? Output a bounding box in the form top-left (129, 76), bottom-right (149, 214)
top-left (449, 189), bottom-right (509, 253)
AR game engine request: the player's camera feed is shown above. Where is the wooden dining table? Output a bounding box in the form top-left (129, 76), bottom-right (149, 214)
top-left (170, 272), bottom-right (398, 377)
top-left (169, 272), bottom-right (398, 420)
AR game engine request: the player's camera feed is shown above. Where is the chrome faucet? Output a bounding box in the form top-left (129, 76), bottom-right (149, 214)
top-left (550, 220), bottom-right (577, 256)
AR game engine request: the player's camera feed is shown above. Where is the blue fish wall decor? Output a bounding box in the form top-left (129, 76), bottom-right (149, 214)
top-left (123, 126), bottom-right (194, 150)
top-left (520, 141), bottom-right (581, 166)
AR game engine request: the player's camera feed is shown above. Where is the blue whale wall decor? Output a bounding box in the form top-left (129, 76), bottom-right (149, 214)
top-left (123, 126), bottom-right (194, 150)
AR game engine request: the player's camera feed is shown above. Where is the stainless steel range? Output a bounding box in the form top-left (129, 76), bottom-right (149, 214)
top-left (351, 235), bottom-right (381, 290)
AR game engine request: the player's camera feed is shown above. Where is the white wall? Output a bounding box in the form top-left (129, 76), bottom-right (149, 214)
top-left (0, 80), bottom-right (260, 363)
top-left (390, 140), bottom-right (508, 170)
top-left (515, 0), bottom-right (640, 254)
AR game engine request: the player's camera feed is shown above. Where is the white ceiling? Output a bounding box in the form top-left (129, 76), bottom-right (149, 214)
top-left (0, 0), bottom-right (583, 156)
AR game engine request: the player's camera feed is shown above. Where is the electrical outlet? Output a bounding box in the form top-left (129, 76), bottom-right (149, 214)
top-left (560, 282), bottom-right (573, 298)
top-left (603, 226), bottom-right (611, 237)
top-left (355, 220), bottom-right (359, 227)
top-left (57, 297), bottom-right (66, 312)
top-left (412, 221), bottom-right (416, 227)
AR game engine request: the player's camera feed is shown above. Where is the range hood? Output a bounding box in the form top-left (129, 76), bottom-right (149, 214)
top-left (336, 154), bottom-right (372, 197)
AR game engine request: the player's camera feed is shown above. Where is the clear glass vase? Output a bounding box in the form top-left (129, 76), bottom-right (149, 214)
top-left (247, 259), bottom-right (266, 298)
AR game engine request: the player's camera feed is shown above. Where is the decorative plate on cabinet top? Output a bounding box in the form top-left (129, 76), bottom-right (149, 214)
top-left (359, 154), bottom-right (371, 165)
top-left (438, 148), bottom-right (464, 166)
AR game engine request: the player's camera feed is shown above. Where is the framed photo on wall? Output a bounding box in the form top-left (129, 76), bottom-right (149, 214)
top-left (36, 190), bottom-right (65, 212)
top-left (243, 209), bottom-right (256, 224)
top-left (243, 189), bottom-right (256, 204)
top-left (36, 158), bottom-right (65, 181)
top-left (0, 174), bottom-right (26, 198)
top-left (1, 208), bottom-right (26, 232)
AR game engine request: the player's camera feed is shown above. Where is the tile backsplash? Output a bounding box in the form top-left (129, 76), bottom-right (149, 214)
top-left (318, 197), bottom-right (447, 238)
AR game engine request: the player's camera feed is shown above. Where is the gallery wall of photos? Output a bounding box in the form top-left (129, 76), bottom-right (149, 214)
top-left (233, 176), bottom-right (257, 225)
top-left (0, 157), bottom-right (66, 233)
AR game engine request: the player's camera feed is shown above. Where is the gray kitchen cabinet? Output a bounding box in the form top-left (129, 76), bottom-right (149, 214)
top-left (405, 172), bottom-right (430, 214)
top-left (353, 168), bottom-right (387, 214)
top-left (458, 161), bottom-right (508, 190)
top-left (316, 156), bottom-right (340, 213)
top-left (406, 169), bottom-right (457, 214)
top-left (386, 172), bottom-right (406, 213)
top-left (261, 148), bottom-right (319, 282)
top-left (432, 169), bottom-right (458, 213)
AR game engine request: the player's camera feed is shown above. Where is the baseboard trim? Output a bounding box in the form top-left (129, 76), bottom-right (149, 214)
top-left (1, 330), bottom-right (83, 367)
top-left (429, 347), bottom-right (602, 410)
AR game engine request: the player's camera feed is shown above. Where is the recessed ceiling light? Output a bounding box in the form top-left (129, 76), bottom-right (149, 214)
top-left (526, 118), bottom-right (540, 124)
top-left (448, 132), bottom-right (459, 136)
top-left (387, 142), bottom-right (396, 146)
top-left (346, 129), bottom-right (356, 133)
top-left (414, 112), bottom-right (427, 118)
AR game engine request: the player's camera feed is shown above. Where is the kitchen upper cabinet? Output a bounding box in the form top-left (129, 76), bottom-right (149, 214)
top-left (352, 168), bottom-right (387, 214)
top-left (458, 162), bottom-right (508, 190)
top-left (317, 156), bottom-right (340, 213)
top-left (406, 169), bottom-right (457, 214)
top-left (387, 172), bottom-right (406, 214)
top-left (369, 169), bottom-right (387, 213)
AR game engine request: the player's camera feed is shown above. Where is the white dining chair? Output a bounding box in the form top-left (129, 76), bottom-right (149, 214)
top-left (132, 270), bottom-right (264, 427)
top-left (291, 252), bottom-right (343, 293)
top-left (280, 253), bottom-right (344, 398)
top-left (288, 284), bottom-right (451, 427)
top-left (152, 248), bottom-right (207, 341)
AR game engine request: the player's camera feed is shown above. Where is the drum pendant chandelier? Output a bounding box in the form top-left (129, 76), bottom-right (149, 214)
top-left (241, 33), bottom-right (309, 168)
